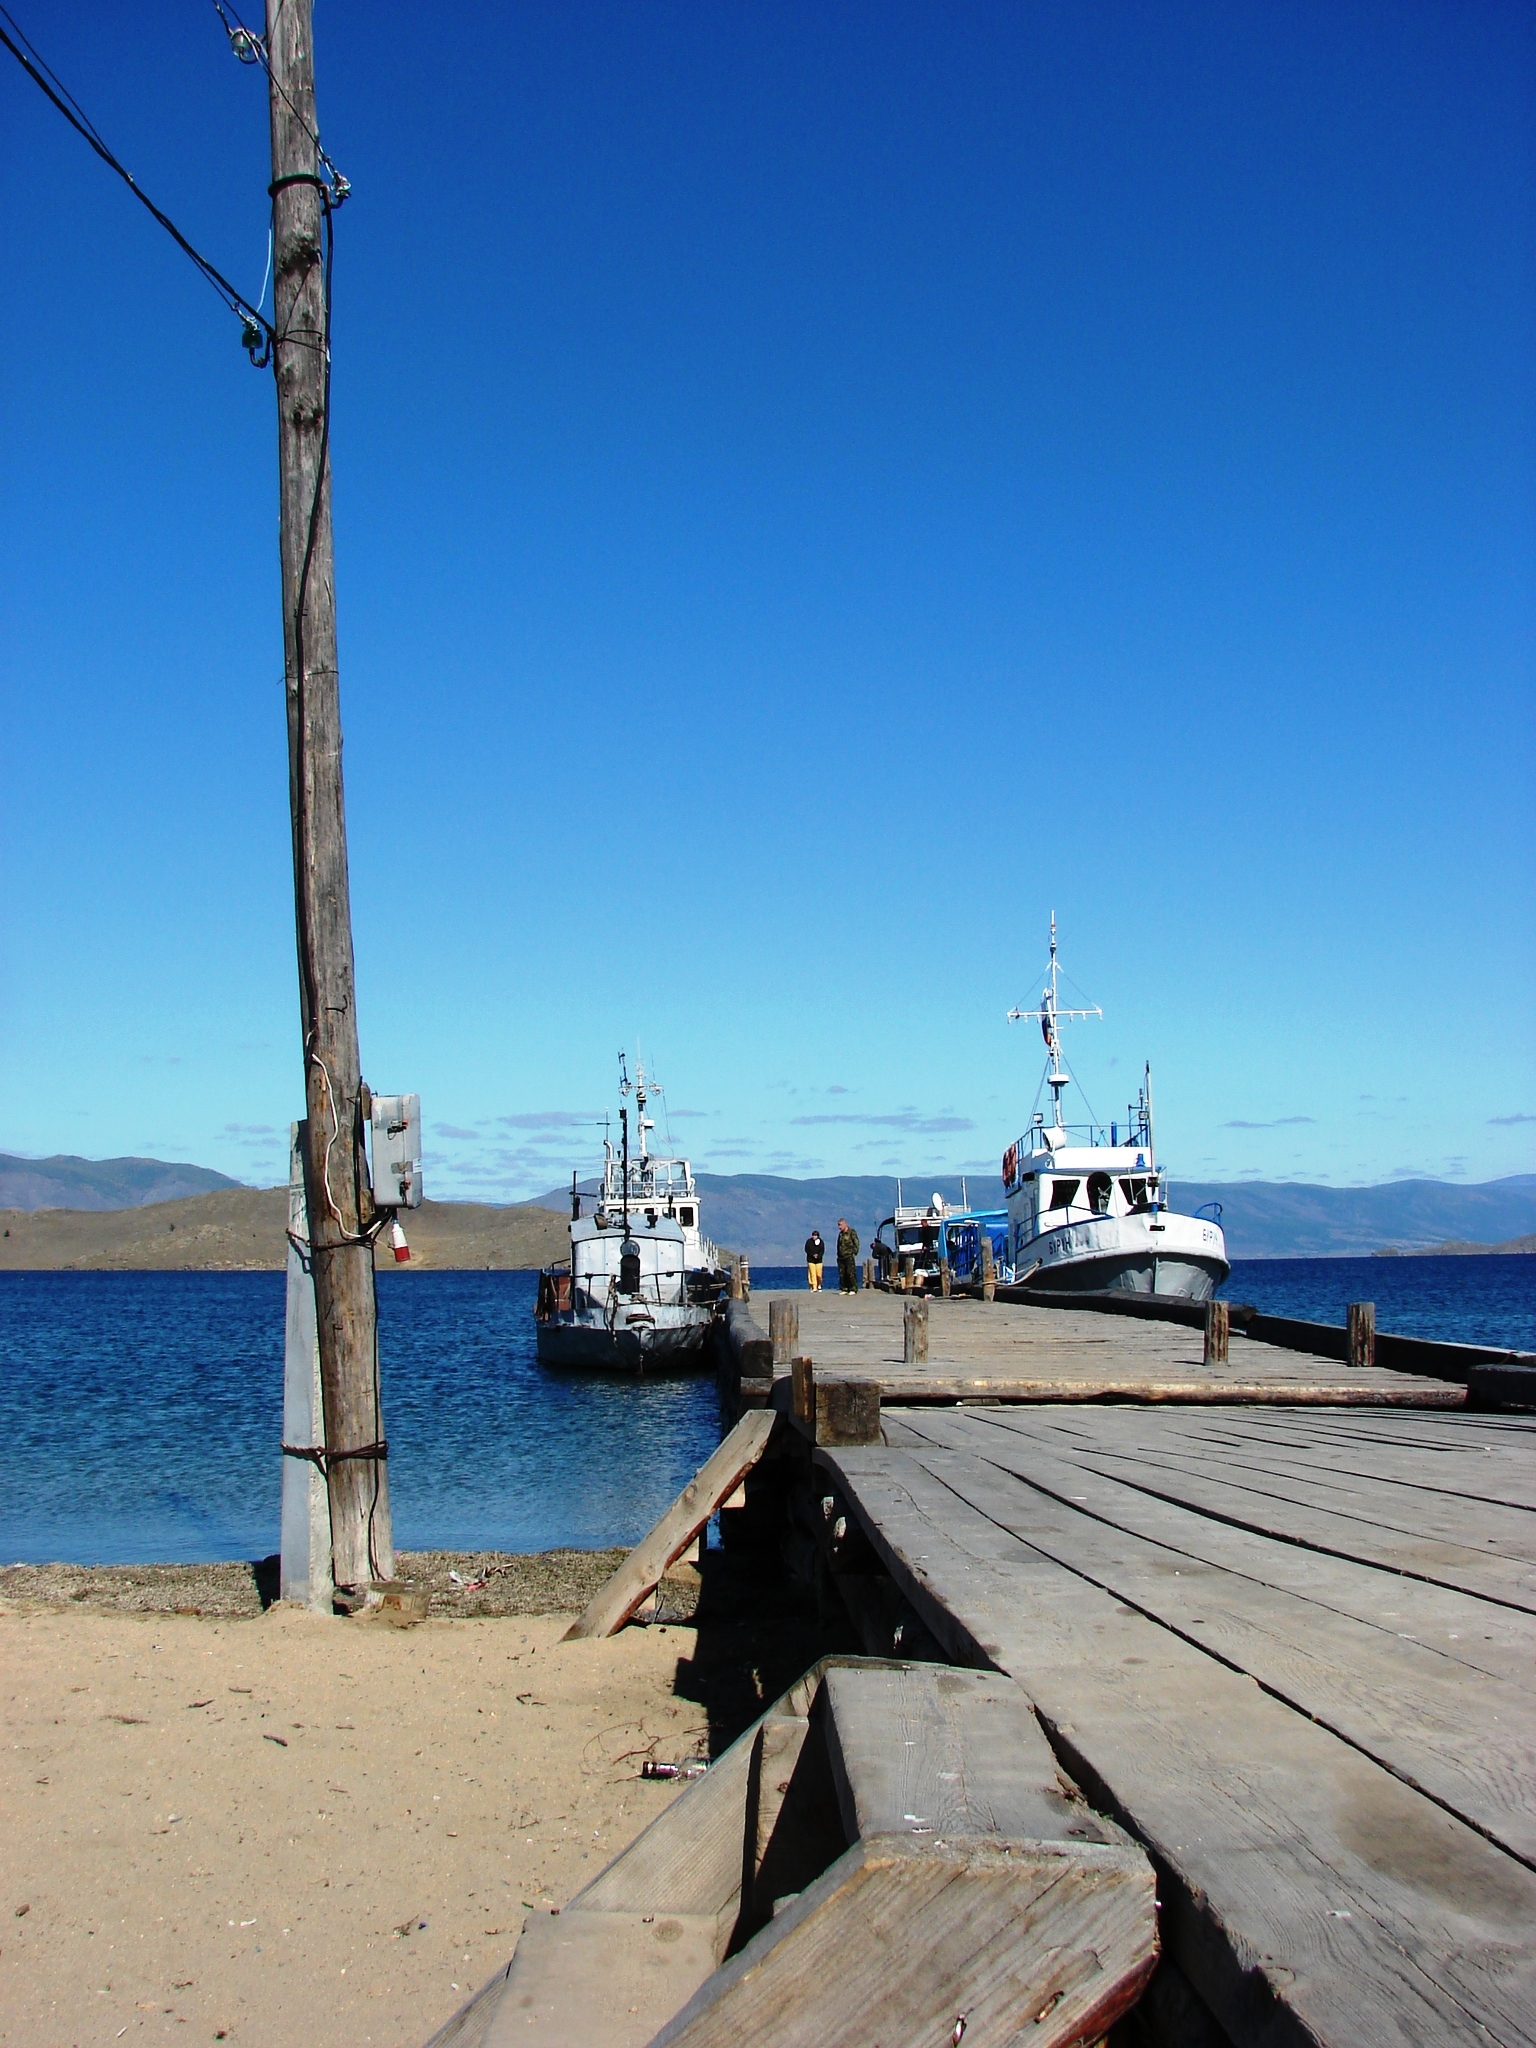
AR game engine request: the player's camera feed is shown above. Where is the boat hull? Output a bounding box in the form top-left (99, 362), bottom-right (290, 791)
top-left (535, 1309), bottom-right (714, 1374)
top-left (1011, 1211), bottom-right (1229, 1303)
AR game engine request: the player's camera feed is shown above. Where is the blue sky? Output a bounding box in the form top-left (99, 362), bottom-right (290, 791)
top-left (2, 0), bottom-right (1532, 1202)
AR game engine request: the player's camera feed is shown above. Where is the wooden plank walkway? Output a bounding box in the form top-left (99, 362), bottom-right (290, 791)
top-left (767, 1286), bottom-right (1465, 1405)
top-left (814, 1402), bottom-right (1536, 2046)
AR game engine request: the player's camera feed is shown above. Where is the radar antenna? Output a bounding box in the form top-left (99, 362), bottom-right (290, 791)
top-left (1007, 913), bottom-right (1102, 1129)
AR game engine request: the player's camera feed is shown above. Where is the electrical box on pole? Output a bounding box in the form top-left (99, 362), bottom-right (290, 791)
top-left (369, 1094), bottom-right (423, 1210)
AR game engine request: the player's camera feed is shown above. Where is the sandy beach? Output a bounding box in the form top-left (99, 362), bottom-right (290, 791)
top-left (2, 1594), bottom-right (717, 2047)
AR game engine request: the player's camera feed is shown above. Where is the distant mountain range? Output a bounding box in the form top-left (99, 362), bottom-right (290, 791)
top-left (0, 1153), bottom-right (242, 1212)
top-left (5, 1153), bottom-right (1533, 1262)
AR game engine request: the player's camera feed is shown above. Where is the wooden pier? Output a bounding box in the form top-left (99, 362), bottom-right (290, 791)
top-left (431, 1288), bottom-right (1535, 2047)
top-left (729, 1285), bottom-right (1471, 1407)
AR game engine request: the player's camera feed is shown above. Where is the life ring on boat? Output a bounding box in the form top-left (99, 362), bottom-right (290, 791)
top-left (1002, 1143), bottom-right (1018, 1187)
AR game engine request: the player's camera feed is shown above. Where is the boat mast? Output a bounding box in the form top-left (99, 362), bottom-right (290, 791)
top-left (618, 1051), bottom-right (633, 1228)
top-left (1007, 912), bottom-right (1101, 1131)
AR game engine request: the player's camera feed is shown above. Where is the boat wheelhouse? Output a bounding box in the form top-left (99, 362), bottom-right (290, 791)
top-left (1002, 919), bottom-right (1229, 1301)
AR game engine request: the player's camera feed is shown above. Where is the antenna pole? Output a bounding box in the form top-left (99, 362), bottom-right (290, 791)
top-left (267, 0), bottom-right (389, 1598)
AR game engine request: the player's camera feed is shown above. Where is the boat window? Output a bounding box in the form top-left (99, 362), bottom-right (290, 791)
top-left (1087, 1172), bottom-right (1112, 1215)
top-left (679, 1206), bottom-right (694, 1226)
top-left (1119, 1178), bottom-right (1147, 1209)
top-left (1049, 1179), bottom-right (1080, 1209)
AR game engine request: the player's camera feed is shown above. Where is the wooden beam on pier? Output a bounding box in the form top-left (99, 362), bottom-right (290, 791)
top-left (455, 1658), bottom-right (1156, 2048)
top-left (563, 1410), bottom-right (779, 1639)
top-left (814, 1404), bottom-right (1536, 2046)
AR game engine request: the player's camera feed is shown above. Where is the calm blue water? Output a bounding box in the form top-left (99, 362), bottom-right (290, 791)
top-left (1222, 1255), bottom-right (1536, 1351)
top-left (2, 1259), bottom-right (1529, 1566)
top-left (0, 1271), bottom-right (722, 1568)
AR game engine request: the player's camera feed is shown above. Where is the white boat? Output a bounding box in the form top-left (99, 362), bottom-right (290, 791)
top-left (535, 1056), bottom-right (728, 1371)
top-left (1001, 919), bottom-right (1229, 1301)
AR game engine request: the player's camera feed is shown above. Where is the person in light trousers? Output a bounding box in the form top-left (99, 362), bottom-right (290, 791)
top-left (805, 1228), bottom-right (825, 1290)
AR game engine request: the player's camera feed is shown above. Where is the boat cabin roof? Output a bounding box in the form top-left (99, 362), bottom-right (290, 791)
top-left (1016, 1145), bottom-right (1155, 1176)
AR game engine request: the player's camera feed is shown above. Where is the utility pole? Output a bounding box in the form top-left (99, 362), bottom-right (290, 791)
top-left (266, 0), bottom-right (391, 1597)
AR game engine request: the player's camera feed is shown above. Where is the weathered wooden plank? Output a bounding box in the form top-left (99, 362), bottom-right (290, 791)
top-left (972, 1404), bottom-right (1536, 1606)
top-left (1011, 1403), bottom-right (1535, 1485)
top-left (1080, 1430), bottom-right (1536, 1564)
top-left (888, 1414), bottom-right (1536, 1866)
top-left (818, 1661), bottom-right (1123, 1848)
top-left (1042, 1439), bottom-right (1536, 1608)
top-left (650, 1833), bottom-right (1157, 2048)
top-left (563, 1410), bottom-right (779, 1638)
top-left (872, 1374), bottom-right (1463, 1406)
top-left (1094, 1409), bottom-right (1536, 1513)
top-left (899, 1409), bottom-right (1536, 1690)
top-left (422, 1959), bottom-right (513, 2048)
top-left (574, 1661), bottom-right (830, 1922)
top-left (813, 1377), bottom-right (881, 1445)
top-left (481, 1911), bottom-right (721, 2048)
top-left (821, 1445), bottom-right (1536, 2046)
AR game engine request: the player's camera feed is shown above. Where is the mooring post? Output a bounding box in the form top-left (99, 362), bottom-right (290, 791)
top-left (729, 1259), bottom-right (744, 1302)
top-left (862, 1257), bottom-right (873, 1290)
top-left (280, 1122), bottom-right (332, 1611)
top-left (939, 1258), bottom-right (951, 1298)
top-left (1204, 1298), bottom-right (1230, 1366)
top-left (1347, 1301), bottom-right (1376, 1369)
top-left (791, 1355), bottom-right (815, 1429)
top-left (899, 1253), bottom-right (914, 1292)
top-left (903, 1298), bottom-right (930, 1364)
top-left (769, 1297), bottom-right (798, 1369)
top-left (979, 1230), bottom-right (996, 1303)
top-left (740, 1255), bottom-right (751, 1301)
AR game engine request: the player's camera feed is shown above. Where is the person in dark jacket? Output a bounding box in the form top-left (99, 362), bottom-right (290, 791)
top-left (805, 1229), bottom-right (826, 1290)
top-left (835, 1219), bottom-right (860, 1293)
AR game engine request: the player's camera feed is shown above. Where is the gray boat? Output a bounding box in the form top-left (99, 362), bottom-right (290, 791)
top-left (534, 1055), bottom-right (727, 1371)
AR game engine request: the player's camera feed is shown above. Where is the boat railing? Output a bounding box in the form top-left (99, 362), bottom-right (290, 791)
top-left (1194, 1201), bottom-right (1223, 1224)
top-left (1012, 1119), bottom-right (1154, 1154)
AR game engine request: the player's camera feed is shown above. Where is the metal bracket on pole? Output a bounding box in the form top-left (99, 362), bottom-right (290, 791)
top-left (280, 1120), bottom-right (333, 1610)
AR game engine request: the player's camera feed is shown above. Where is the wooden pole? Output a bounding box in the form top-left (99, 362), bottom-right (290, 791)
top-left (769, 1297), bottom-right (798, 1369)
top-left (1347, 1302), bottom-right (1376, 1369)
top-left (1203, 1298), bottom-right (1230, 1367)
top-left (266, 0), bottom-right (390, 1596)
top-left (979, 1229), bottom-right (996, 1303)
top-left (791, 1355), bottom-right (815, 1429)
top-left (903, 1298), bottom-right (929, 1364)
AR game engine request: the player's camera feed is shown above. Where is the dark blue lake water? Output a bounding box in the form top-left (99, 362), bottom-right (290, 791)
top-left (2, 1258), bottom-right (1529, 1567)
top-left (0, 1270), bottom-right (725, 1568)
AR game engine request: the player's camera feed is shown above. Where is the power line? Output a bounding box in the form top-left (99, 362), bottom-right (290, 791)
top-left (211, 0), bottom-right (349, 205)
top-left (0, 2), bottom-right (274, 362)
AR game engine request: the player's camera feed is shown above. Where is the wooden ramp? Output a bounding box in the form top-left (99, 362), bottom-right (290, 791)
top-left (433, 1659), bottom-right (1158, 2048)
top-left (814, 1403), bottom-right (1536, 2047)
top-left (564, 1410), bottom-right (779, 1639)
top-left (745, 1288), bottom-right (1465, 1406)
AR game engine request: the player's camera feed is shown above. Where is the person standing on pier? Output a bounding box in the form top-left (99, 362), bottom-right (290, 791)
top-left (805, 1228), bottom-right (826, 1290)
top-left (836, 1219), bottom-right (860, 1293)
